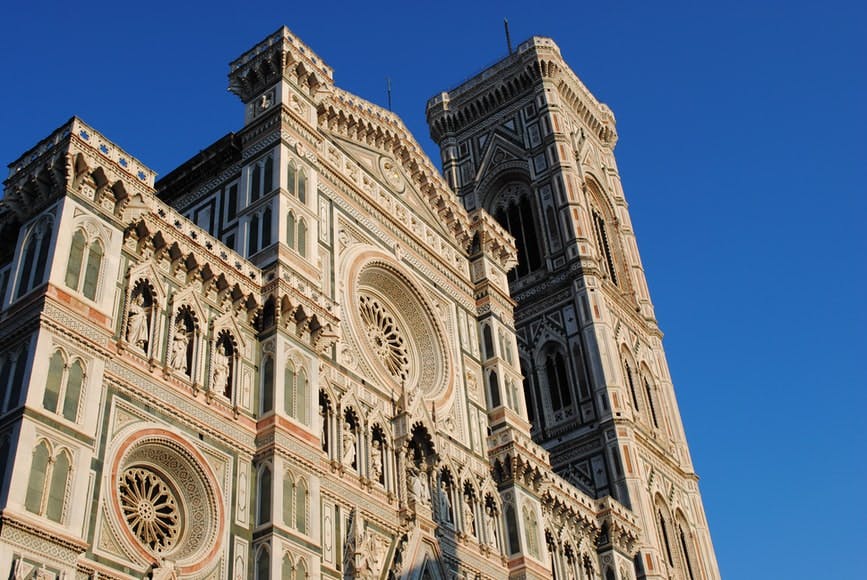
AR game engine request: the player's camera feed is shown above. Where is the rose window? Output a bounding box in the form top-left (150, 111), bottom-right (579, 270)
top-left (119, 468), bottom-right (181, 554)
top-left (359, 295), bottom-right (409, 381)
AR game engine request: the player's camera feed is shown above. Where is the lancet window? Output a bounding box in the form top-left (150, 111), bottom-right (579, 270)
top-left (0, 340), bottom-right (30, 414)
top-left (282, 469), bottom-right (308, 534)
top-left (65, 226), bottom-right (104, 301)
top-left (15, 215), bottom-right (53, 301)
top-left (492, 183), bottom-right (543, 281)
top-left (287, 161), bottom-right (308, 204)
top-left (284, 359), bottom-right (309, 425)
top-left (25, 440), bottom-right (72, 523)
top-left (43, 350), bottom-right (85, 422)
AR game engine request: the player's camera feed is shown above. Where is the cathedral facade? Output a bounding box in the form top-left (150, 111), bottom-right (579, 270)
top-left (0, 27), bottom-right (719, 580)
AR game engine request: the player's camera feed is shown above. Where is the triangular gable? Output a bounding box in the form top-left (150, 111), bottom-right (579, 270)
top-left (474, 132), bottom-right (528, 188)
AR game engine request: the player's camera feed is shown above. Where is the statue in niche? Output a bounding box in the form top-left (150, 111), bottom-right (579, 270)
top-left (342, 422), bottom-right (357, 468)
top-left (170, 322), bottom-right (190, 373)
top-left (437, 481), bottom-right (452, 524)
top-left (370, 440), bottom-right (383, 483)
top-left (410, 468), bottom-right (429, 506)
top-left (485, 508), bottom-right (499, 549)
top-left (127, 292), bottom-right (151, 351)
top-left (463, 496), bottom-right (476, 536)
top-left (212, 343), bottom-right (230, 395)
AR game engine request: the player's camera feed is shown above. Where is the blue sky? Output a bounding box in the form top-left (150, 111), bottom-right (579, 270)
top-left (2, 1), bottom-right (865, 577)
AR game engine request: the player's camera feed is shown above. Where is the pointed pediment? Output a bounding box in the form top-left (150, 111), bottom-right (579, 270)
top-left (474, 133), bottom-right (528, 188)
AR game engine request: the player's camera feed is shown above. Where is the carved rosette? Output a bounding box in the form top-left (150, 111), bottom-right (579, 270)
top-left (108, 428), bottom-right (224, 574)
top-left (344, 254), bottom-right (451, 402)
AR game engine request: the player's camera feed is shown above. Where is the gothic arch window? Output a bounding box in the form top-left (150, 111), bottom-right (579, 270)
top-left (212, 331), bottom-right (237, 400)
top-left (282, 554), bottom-right (294, 579)
top-left (43, 350), bottom-right (85, 422)
top-left (284, 360), bottom-right (309, 425)
top-left (254, 544), bottom-right (271, 580)
top-left (15, 216), bottom-right (53, 300)
top-left (543, 346), bottom-right (573, 414)
top-left (297, 219), bottom-right (307, 257)
top-left (0, 340), bottom-right (30, 414)
top-left (587, 181), bottom-right (621, 287)
top-left (260, 355), bottom-right (274, 415)
top-left (281, 469), bottom-right (309, 534)
top-left (622, 354), bottom-right (640, 412)
top-left (486, 369), bottom-right (502, 409)
top-left (295, 558), bottom-right (307, 580)
top-left (169, 306), bottom-right (199, 379)
top-left (262, 205), bottom-right (272, 248)
top-left (125, 281), bottom-right (155, 355)
top-left (256, 463), bottom-right (273, 526)
top-left (482, 324), bottom-right (494, 360)
top-left (644, 376), bottom-right (659, 429)
top-left (523, 504), bottom-right (540, 558)
top-left (657, 507), bottom-right (675, 568)
top-left (677, 519), bottom-right (697, 580)
top-left (25, 440), bottom-right (71, 523)
top-left (520, 359), bottom-right (536, 427)
top-left (287, 161), bottom-right (308, 204)
top-left (65, 226), bottom-right (104, 301)
top-left (250, 154), bottom-right (274, 203)
top-left (492, 183), bottom-right (543, 281)
top-left (286, 211), bottom-right (296, 250)
top-left (504, 503), bottom-right (520, 554)
top-left (249, 213), bottom-right (260, 255)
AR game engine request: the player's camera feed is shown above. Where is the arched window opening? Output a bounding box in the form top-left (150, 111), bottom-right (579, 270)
top-left (255, 545), bottom-right (270, 580)
top-left (43, 351), bottom-right (84, 422)
top-left (261, 205), bottom-right (272, 248)
top-left (296, 368), bottom-right (308, 425)
top-left (521, 360), bottom-right (536, 426)
top-left (257, 465), bottom-right (272, 526)
top-left (25, 441), bottom-right (50, 514)
top-left (46, 451), bottom-right (70, 522)
top-left (493, 186), bottom-right (543, 281)
top-left (295, 559), bottom-right (307, 580)
top-left (17, 218), bottom-right (53, 300)
top-left (545, 350), bottom-right (572, 412)
top-left (487, 370), bottom-right (501, 409)
top-left (295, 478), bottom-right (307, 533)
top-left (282, 554), bottom-right (294, 579)
top-left (286, 211), bottom-right (296, 250)
top-left (260, 355), bottom-right (274, 414)
top-left (523, 505), bottom-right (540, 558)
top-left (679, 525), bottom-right (696, 580)
top-left (297, 219), bottom-right (307, 257)
top-left (298, 170), bottom-right (307, 204)
top-left (592, 210), bottom-right (618, 286)
top-left (658, 510), bottom-right (675, 566)
top-left (482, 324), bottom-right (494, 360)
top-left (251, 163), bottom-right (262, 202)
top-left (287, 163), bottom-right (296, 196)
top-left (5, 345), bottom-right (29, 413)
top-left (644, 378), bottom-right (659, 428)
top-left (284, 361), bottom-right (296, 417)
top-left (65, 227), bottom-right (104, 301)
top-left (263, 156), bottom-right (274, 194)
top-left (505, 503), bottom-right (520, 554)
top-left (624, 359), bottom-right (640, 411)
top-left (249, 213), bottom-right (260, 255)
top-left (282, 472), bottom-right (295, 526)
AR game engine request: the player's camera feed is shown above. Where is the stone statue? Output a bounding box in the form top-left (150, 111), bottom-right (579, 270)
top-left (127, 293), bottom-right (150, 351)
top-left (356, 529), bottom-right (386, 579)
top-left (370, 440), bottom-right (383, 483)
top-left (463, 497), bottom-right (475, 536)
top-left (437, 481), bottom-right (452, 524)
top-left (411, 469), bottom-right (429, 505)
top-left (485, 508), bottom-right (498, 548)
top-left (212, 344), bottom-right (230, 395)
top-left (170, 323), bottom-right (189, 372)
top-left (342, 422), bottom-right (357, 468)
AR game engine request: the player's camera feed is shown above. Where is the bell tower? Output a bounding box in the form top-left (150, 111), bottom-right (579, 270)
top-left (427, 37), bottom-right (720, 580)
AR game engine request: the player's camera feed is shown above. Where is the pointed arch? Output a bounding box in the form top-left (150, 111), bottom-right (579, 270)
top-left (46, 448), bottom-right (71, 522)
top-left (256, 463), bottom-right (273, 526)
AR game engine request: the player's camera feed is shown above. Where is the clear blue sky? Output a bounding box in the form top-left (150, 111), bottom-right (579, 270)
top-left (2, 1), bottom-right (865, 577)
